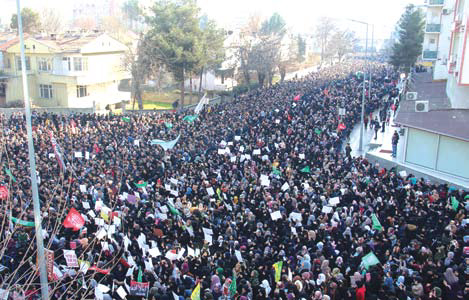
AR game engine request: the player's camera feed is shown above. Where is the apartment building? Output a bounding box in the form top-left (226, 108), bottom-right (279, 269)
top-left (0, 33), bottom-right (130, 109)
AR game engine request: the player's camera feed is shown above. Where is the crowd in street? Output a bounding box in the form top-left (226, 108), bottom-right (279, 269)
top-left (0, 61), bottom-right (467, 300)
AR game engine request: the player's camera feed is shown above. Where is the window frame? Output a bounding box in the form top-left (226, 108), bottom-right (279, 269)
top-left (76, 85), bottom-right (88, 98)
top-left (16, 56), bottom-right (31, 71)
top-left (39, 84), bottom-right (53, 99)
top-left (73, 57), bottom-right (88, 72)
top-left (37, 57), bottom-right (52, 72)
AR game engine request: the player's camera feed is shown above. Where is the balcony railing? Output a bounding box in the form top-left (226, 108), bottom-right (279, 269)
top-left (428, 0), bottom-right (444, 5)
top-left (423, 50), bottom-right (438, 60)
top-left (426, 24), bottom-right (441, 33)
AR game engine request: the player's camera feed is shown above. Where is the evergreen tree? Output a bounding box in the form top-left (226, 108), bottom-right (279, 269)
top-left (390, 4), bottom-right (424, 72)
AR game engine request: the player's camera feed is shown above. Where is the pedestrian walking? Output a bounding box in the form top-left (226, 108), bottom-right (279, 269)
top-left (392, 130), bottom-right (399, 157)
top-left (364, 116), bottom-right (369, 130)
top-left (374, 120), bottom-right (381, 140)
top-left (345, 142), bottom-right (352, 159)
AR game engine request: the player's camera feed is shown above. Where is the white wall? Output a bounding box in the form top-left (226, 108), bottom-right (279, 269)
top-left (405, 127), bottom-right (469, 179)
top-left (446, 74), bottom-right (469, 108)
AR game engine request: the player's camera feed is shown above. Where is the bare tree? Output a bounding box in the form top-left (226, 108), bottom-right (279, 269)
top-left (314, 17), bottom-right (336, 64)
top-left (328, 29), bottom-right (358, 62)
top-left (40, 8), bottom-right (63, 34)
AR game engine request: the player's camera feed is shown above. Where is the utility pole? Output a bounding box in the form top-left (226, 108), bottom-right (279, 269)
top-left (16, 0), bottom-right (50, 299)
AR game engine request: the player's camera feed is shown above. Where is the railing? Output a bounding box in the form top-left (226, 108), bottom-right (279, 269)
top-left (422, 50), bottom-right (438, 60)
top-left (425, 24), bottom-right (441, 33)
top-left (428, 0), bottom-right (444, 5)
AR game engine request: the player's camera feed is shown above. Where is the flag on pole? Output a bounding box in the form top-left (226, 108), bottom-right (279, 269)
top-left (4, 167), bottom-right (16, 183)
top-left (300, 166), bottom-right (311, 173)
top-left (167, 203), bottom-right (181, 216)
top-left (272, 166), bottom-right (281, 176)
top-left (314, 128), bottom-right (322, 135)
top-left (229, 271), bottom-right (237, 296)
top-left (371, 214), bottom-right (383, 231)
top-left (191, 283), bottom-right (201, 300)
top-left (150, 135), bottom-right (181, 151)
top-left (122, 117), bottom-right (131, 122)
top-left (49, 131), bottom-right (65, 172)
top-left (361, 252), bottom-right (380, 270)
top-left (183, 115), bottom-right (198, 123)
top-left (194, 93), bottom-right (209, 114)
top-left (273, 261), bottom-right (283, 282)
top-left (63, 208), bottom-right (85, 231)
top-left (11, 216), bottom-right (35, 227)
top-left (137, 267), bottom-right (142, 282)
top-left (164, 122), bottom-right (173, 129)
top-left (451, 196), bottom-right (459, 211)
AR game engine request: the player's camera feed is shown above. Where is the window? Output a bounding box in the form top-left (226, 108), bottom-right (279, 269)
top-left (16, 56), bottom-right (31, 70)
top-left (73, 57), bottom-right (88, 71)
top-left (76, 85), bottom-right (87, 98)
top-left (39, 84), bottom-right (53, 99)
top-left (62, 57), bottom-right (71, 71)
top-left (430, 38), bottom-right (436, 44)
top-left (3, 56), bottom-right (11, 69)
top-left (37, 57), bottom-right (52, 72)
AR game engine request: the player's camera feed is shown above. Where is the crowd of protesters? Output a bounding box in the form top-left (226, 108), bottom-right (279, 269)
top-left (0, 61), bottom-right (467, 300)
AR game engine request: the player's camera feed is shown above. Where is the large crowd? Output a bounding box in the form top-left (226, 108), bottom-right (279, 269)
top-left (0, 61), bottom-right (467, 300)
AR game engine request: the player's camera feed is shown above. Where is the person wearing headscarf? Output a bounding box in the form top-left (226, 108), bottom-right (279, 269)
top-left (443, 268), bottom-right (463, 299)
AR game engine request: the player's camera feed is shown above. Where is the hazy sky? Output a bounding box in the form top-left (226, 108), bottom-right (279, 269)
top-left (2, 0), bottom-right (421, 40)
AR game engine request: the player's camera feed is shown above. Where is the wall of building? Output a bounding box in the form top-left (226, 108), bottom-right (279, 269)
top-left (446, 74), bottom-right (469, 108)
top-left (405, 127), bottom-right (469, 179)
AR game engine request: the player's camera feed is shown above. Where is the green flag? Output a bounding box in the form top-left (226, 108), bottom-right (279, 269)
top-left (183, 115), bottom-right (198, 123)
top-left (164, 122), bottom-right (173, 129)
top-left (229, 271), bottom-right (237, 296)
top-left (451, 196), bottom-right (459, 211)
top-left (4, 167), bottom-right (16, 183)
top-left (11, 216), bottom-right (35, 227)
top-left (362, 252), bottom-right (380, 270)
top-left (122, 117), bottom-right (131, 122)
top-left (272, 166), bottom-right (281, 176)
top-left (273, 261), bottom-right (283, 282)
top-left (134, 182), bottom-right (148, 188)
top-left (300, 166), bottom-right (311, 173)
top-left (371, 214), bottom-right (383, 231)
top-left (137, 267), bottom-right (142, 282)
top-left (168, 203), bottom-right (181, 216)
top-left (314, 128), bottom-right (322, 135)
top-left (465, 194), bottom-right (469, 200)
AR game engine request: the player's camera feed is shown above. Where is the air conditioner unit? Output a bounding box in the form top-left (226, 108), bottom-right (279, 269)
top-left (406, 92), bottom-right (418, 100)
top-left (415, 101), bottom-right (429, 112)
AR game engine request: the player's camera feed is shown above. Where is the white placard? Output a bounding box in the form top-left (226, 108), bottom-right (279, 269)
top-left (85, 151), bottom-right (90, 160)
top-left (218, 149), bottom-right (226, 155)
top-left (134, 140), bottom-right (140, 146)
top-left (74, 151), bottom-right (83, 158)
top-left (262, 155), bottom-right (269, 161)
top-left (206, 187), bottom-right (215, 196)
top-left (48, 153), bottom-right (55, 158)
top-left (322, 206), bottom-right (333, 214)
top-left (329, 197), bottom-right (340, 206)
top-left (399, 170), bottom-right (407, 177)
top-left (275, 119), bottom-right (280, 124)
top-left (290, 212), bottom-right (302, 222)
top-left (299, 153), bottom-right (305, 159)
top-left (281, 182), bottom-right (290, 191)
top-left (271, 211), bottom-right (282, 220)
top-left (117, 286), bottom-right (127, 299)
top-left (80, 185), bottom-right (87, 193)
top-left (187, 246), bottom-right (195, 257)
top-left (239, 146), bottom-right (245, 153)
top-left (253, 149), bottom-right (261, 155)
top-left (83, 202), bottom-right (90, 209)
top-left (235, 250), bottom-right (243, 262)
top-left (235, 136), bottom-right (241, 141)
top-left (230, 156), bottom-right (236, 162)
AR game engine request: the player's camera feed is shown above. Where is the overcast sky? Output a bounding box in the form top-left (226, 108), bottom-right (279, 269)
top-left (2, 0), bottom-right (421, 40)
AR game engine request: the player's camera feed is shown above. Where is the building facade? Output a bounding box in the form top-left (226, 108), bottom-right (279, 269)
top-left (422, 0), bottom-right (455, 80)
top-left (0, 34), bottom-right (130, 109)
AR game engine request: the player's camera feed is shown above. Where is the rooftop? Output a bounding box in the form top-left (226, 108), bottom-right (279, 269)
top-left (395, 72), bottom-right (469, 141)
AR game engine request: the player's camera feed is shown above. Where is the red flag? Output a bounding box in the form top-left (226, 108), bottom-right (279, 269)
top-left (337, 123), bottom-right (346, 130)
top-left (293, 95), bottom-right (301, 101)
top-left (88, 266), bottom-right (110, 274)
top-left (0, 186), bottom-right (9, 200)
top-left (63, 208), bottom-right (85, 231)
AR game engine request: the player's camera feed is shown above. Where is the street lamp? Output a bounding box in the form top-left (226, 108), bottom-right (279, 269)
top-left (349, 19), bottom-right (369, 153)
top-left (16, 0), bottom-right (49, 299)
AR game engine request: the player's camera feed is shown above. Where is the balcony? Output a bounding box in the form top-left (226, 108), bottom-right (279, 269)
top-left (428, 0), bottom-right (444, 6)
top-left (426, 24), bottom-right (441, 33)
top-left (423, 50), bottom-right (438, 60)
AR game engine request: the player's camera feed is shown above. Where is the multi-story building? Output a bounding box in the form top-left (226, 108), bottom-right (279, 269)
top-left (422, 0), bottom-right (455, 80)
top-left (447, 0), bottom-right (469, 108)
top-left (0, 33), bottom-right (130, 109)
